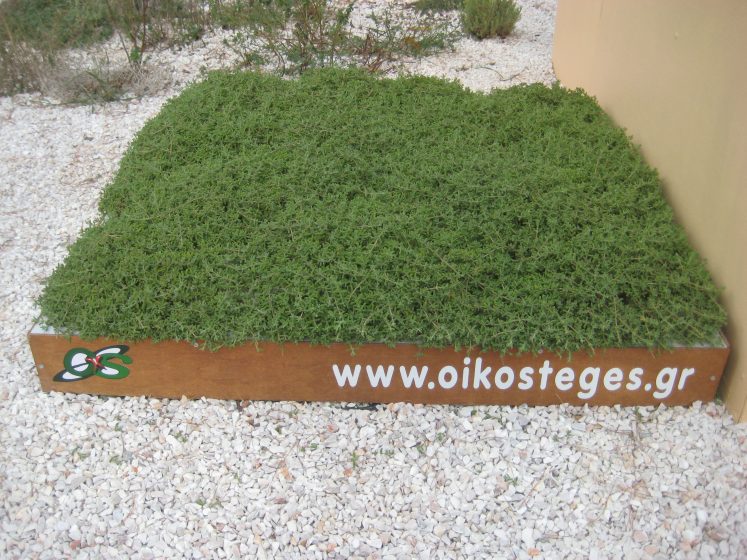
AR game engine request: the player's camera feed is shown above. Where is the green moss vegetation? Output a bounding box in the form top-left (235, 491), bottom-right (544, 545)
top-left (38, 69), bottom-right (726, 352)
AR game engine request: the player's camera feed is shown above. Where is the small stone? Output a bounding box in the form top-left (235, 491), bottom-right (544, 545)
top-left (69, 525), bottom-right (81, 541)
top-left (521, 527), bottom-right (534, 547)
top-left (696, 510), bottom-right (709, 526)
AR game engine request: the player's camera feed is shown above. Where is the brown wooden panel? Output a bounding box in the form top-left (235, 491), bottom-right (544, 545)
top-left (28, 329), bottom-right (730, 406)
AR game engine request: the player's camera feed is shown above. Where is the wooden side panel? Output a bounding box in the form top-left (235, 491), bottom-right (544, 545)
top-left (28, 331), bottom-right (730, 406)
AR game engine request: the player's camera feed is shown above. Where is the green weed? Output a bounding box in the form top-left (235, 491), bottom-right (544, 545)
top-left (0, 38), bottom-right (47, 94)
top-left (0, 0), bottom-right (112, 49)
top-left (463, 0), bottom-right (520, 39)
top-left (227, 0), bottom-right (460, 75)
top-left (0, 0), bottom-right (210, 95)
top-left (411, 0), bottom-right (463, 12)
top-left (1, 0), bottom-right (459, 96)
top-left (71, 447), bottom-right (90, 460)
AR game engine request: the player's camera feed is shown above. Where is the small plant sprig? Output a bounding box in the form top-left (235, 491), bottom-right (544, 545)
top-left (411, 0), bottom-right (464, 12)
top-left (462, 0), bottom-right (521, 39)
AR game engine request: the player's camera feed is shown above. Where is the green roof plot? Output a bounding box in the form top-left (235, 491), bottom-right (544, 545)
top-left (38, 68), bottom-right (726, 352)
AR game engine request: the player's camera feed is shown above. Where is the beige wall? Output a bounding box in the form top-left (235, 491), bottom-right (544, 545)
top-left (553, 0), bottom-right (747, 421)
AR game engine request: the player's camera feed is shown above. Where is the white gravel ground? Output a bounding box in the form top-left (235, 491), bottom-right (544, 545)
top-left (1, 1), bottom-right (746, 558)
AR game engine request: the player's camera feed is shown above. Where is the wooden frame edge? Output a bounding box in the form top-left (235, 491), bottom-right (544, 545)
top-left (27, 328), bottom-right (730, 406)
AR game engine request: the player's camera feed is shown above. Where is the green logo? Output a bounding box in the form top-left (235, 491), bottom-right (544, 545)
top-left (53, 345), bottom-right (132, 382)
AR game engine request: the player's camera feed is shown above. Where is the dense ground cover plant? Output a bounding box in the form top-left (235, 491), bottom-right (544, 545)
top-left (38, 69), bottom-right (726, 351)
top-left (463, 0), bottom-right (520, 39)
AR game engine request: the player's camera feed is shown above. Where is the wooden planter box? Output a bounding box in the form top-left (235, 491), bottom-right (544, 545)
top-left (28, 325), bottom-right (730, 406)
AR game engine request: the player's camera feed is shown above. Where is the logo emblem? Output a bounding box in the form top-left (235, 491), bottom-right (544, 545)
top-left (54, 345), bottom-right (133, 382)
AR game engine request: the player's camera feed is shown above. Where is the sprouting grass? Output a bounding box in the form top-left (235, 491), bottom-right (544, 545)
top-left (0, 0), bottom-right (212, 50)
top-left (0, 0), bottom-right (189, 95)
top-left (0, 0), bottom-right (113, 49)
top-left (411, 0), bottom-right (464, 12)
top-left (37, 69), bottom-right (726, 352)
